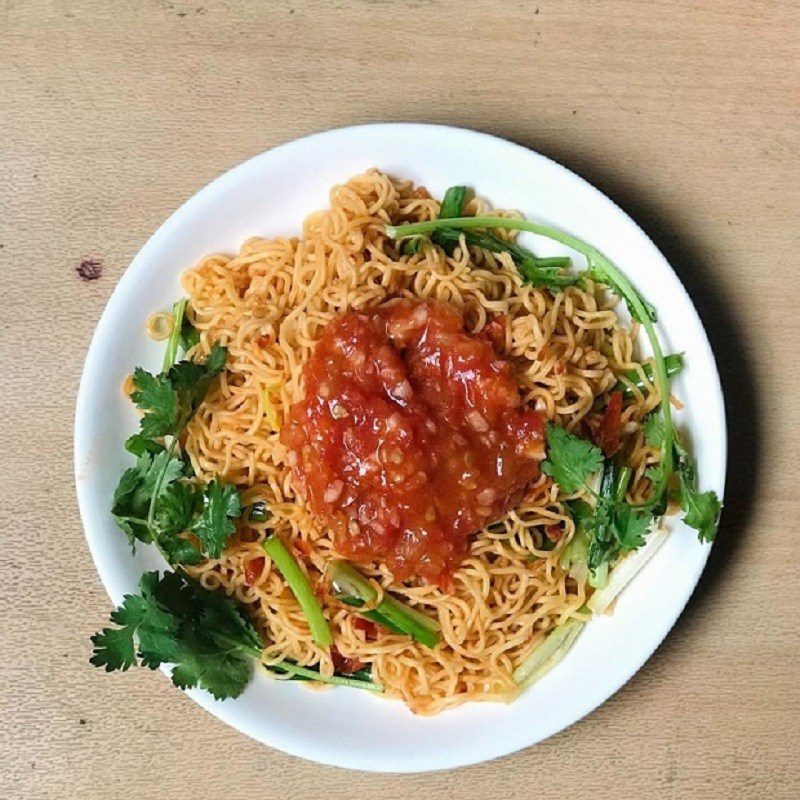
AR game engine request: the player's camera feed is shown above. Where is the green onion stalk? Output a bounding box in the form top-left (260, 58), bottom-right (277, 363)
top-left (263, 535), bottom-right (333, 647)
top-left (326, 560), bottom-right (441, 649)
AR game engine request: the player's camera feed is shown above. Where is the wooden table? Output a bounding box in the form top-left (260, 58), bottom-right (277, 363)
top-left (2, 1), bottom-right (798, 797)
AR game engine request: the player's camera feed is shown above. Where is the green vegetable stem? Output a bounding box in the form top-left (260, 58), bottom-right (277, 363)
top-left (326, 560), bottom-right (441, 648)
top-left (615, 353), bottom-right (684, 399)
top-left (262, 535), bottom-right (332, 647)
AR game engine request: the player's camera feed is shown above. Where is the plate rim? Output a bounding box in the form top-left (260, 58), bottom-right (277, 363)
top-left (75, 122), bottom-right (727, 772)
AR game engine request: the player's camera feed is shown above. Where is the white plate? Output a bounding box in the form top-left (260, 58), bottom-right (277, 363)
top-left (75, 123), bottom-right (726, 772)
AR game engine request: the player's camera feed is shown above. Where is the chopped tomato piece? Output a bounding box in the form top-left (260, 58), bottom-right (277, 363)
top-left (330, 646), bottom-right (365, 675)
top-left (293, 538), bottom-right (310, 557)
top-left (353, 616), bottom-right (379, 640)
top-left (481, 313), bottom-right (507, 351)
top-left (597, 390), bottom-right (624, 456)
top-left (243, 556), bottom-right (265, 587)
top-left (544, 523), bottom-right (564, 542)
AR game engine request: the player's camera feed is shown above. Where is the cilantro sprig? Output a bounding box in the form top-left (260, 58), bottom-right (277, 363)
top-left (91, 570), bottom-right (264, 699)
top-left (113, 341), bottom-right (240, 565)
top-left (90, 570), bottom-right (383, 699)
top-left (643, 414), bottom-right (722, 543)
top-left (542, 423), bottom-right (604, 494)
top-left (132, 342), bottom-right (227, 440)
top-left (543, 426), bottom-right (649, 583)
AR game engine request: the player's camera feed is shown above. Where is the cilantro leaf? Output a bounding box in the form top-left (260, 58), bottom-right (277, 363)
top-left (131, 369), bottom-right (178, 438)
top-left (169, 643), bottom-right (252, 699)
top-left (179, 317), bottom-right (201, 351)
top-left (403, 236), bottom-right (426, 255)
top-left (588, 266), bottom-right (657, 323)
top-left (624, 294), bottom-right (658, 324)
top-left (167, 342), bottom-right (226, 428)
top-left (155, 481), bottom-right (202, 537)
top-left (128, 572), bottom-right (184, 668)
top-left (112, 451), bottom-right (185, 546)
top-left (542, 423), bottom-right (604, 495)
top-left (113, 344), bottom-right (233, 564)
top-left (675, 448), bottom-right (721, 543)
top-left (438, 185), bottom-right (468, 219)
top-left (124, 433), bottom-right (165, 457)
top-left (90, 570), bottom-right (262, 700)
top-left (611, 505), bottom-right (651, 550)
top-left (90, 575), bottom-right (180, 672)
top-left (643, 476), bottom-right (668, 516)
top-left (643, 412), bottom-right (666, 448)
top-left (519, 258), bottom-right (583, 289)
top-left (160, 536), bottom-right (204, 566)
top-left (140, 450), bottom-right (186, 499)
top-left (586, 502), bottom-right (652, 576)
top-left (154, 481), bottom-right (205, 565)
top-left (90, 624), bottom-right (138, 672)
top-left (681, 485), bottom-right (721, 543)
top-left (130, 343), bottom-right (227, 439)
top-left (191, 479), bottom-right (242, 558)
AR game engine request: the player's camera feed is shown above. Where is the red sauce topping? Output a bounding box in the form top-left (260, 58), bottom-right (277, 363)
top-left (281, 299), bottom-right (545, 585)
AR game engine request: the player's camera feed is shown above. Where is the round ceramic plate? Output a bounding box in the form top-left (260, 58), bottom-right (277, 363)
top-left (75, 123), bottom-right (726, 772)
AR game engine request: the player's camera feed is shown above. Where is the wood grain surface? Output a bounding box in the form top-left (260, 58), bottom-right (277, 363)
top-left (2, 1), bottom-right (799, 797)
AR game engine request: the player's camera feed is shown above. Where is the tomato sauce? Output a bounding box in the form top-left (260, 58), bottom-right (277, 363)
top-left (281, 299), bottom-right (545, 585)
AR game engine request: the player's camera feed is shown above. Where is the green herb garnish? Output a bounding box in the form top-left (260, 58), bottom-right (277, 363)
top-left (327, 560), bottom-right (441, 648)
top-left (438, 185), bottom-right (468, 220)
top-left (180, 316), bottom-right (201, 352)
top-left (132, 342), bottom-right (226, 439)
top-left (262, 535), bottom-right (332, 647)
top-left (615, 353), bottom-right (684, 399)
top-left (541, 423), bottom-right (604, 495)
top-left (191, 478), bottom-right (242, 559)
top-left (112, 343), bottom-right (239, 565)
top-left (644, 415), bottom-right (721, 543)
top-left (90, 570), bottom-right (263, 700)
top-left (90, 571), bottom-right (383, 700)
top-left (266, 659), bottom-right (383, 692)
